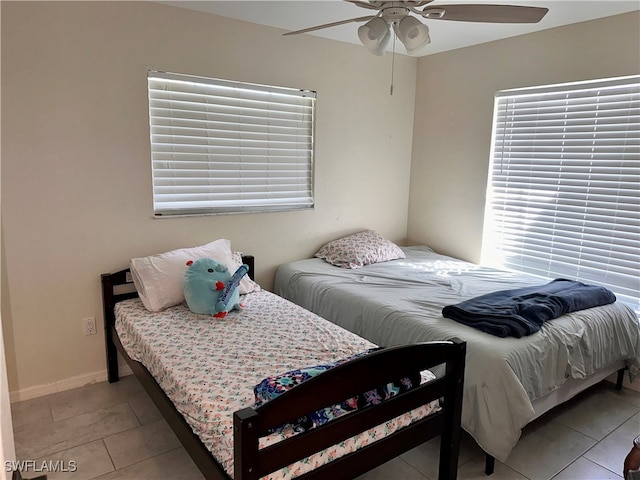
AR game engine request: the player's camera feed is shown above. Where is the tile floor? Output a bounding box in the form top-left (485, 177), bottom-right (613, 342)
top-left (10, 375), bottom-right (640, 480)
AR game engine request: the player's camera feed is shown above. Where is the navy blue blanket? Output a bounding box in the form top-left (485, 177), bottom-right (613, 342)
top-left (442, 279), bottom-right (616, 338)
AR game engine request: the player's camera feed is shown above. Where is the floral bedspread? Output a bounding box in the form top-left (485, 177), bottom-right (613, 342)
top-left (115, 290), bottom-right (439, 479)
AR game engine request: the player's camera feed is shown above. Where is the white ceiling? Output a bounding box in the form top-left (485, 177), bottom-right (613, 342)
top-left (158, 0), bottom-right (640, 56)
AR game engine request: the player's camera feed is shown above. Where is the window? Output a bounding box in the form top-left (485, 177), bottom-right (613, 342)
top-left (482, 75), bottom-right (640, 312)
top-left (147, 71), bottom-right (315, 216)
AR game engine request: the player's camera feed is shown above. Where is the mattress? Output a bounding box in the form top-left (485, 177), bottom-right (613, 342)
top-left (273, 245), bottom-right (640, 462)
top-left (115, 290), bottom-right (439, 479)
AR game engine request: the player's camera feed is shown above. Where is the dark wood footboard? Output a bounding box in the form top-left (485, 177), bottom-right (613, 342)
top-left (234, 339), bottom-right (466, 480)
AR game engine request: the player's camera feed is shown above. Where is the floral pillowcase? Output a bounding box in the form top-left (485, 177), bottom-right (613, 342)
top-left (314, 230), bottom-right (405, 269)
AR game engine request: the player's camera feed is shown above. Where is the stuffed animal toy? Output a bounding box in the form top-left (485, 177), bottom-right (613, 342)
top-left (183, 258), bottom-right (249, 318)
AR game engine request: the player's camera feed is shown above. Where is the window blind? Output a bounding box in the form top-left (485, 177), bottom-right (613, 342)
top-left (482, 75), bottom-right (640, 312)
top-left (148, 71), bottom-right (315, 216)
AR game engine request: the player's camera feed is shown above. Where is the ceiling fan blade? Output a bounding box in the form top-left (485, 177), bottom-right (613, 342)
top-left (283, 15), bottom-right (376, 35)
top-left (422, 4), bottom-right (548, 23)
top-left (344, 0), bottom-right (382, 11)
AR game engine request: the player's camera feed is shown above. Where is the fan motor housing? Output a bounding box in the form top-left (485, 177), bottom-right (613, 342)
top-left (382, 6), bottom-right (411, 22)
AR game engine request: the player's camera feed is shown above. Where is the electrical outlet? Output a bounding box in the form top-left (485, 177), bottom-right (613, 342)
top-left (83, 317), bottom-right (96, 336)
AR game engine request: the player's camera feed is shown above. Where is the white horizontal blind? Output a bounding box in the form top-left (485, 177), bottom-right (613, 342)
top-left (148, 71), bottom-right (315, 216)
top-left (482, 75), bottom-right (640, 312)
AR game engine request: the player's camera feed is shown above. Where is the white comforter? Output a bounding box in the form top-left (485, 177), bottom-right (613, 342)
top-left (274, 246), bottom-right (640, 462)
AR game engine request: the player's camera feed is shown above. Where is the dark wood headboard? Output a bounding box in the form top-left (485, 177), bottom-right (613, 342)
top-left (102, 255), bottom-right (254, 320)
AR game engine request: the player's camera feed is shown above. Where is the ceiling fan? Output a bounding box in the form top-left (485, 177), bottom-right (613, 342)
top-left (284, 1), bottom-right (549, 56)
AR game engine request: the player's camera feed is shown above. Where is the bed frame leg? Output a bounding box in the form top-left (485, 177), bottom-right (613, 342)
top-left (106, 333), bottom-right (120, 383)
top-left (616, 367), bottom-right (625, 391)
top-left (485, 454), bottom-right (495, 475)
top-left (104, 315), bottom-right (119, 383)
top-left (439, 339), bottom-right (466, 480)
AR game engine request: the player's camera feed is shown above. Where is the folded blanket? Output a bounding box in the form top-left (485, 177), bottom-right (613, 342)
top-left (442, 279), bottom-right (616, 338)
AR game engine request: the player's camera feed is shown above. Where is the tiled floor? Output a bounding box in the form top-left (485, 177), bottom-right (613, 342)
top-left (10, 375), bottom-right (639, 480)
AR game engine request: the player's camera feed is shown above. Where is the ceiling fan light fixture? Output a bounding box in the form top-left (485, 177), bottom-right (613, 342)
top-left (357, 17), bottom-right (391, 55)
top-left (397, 16), bottom-right (430, 55)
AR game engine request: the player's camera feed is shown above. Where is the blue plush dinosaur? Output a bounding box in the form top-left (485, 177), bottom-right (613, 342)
top-left (183, 258), bottom-right (247, 318)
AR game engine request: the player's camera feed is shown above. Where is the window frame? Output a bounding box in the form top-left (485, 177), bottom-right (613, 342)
top-left (147, 71), bottom-right (316, 217)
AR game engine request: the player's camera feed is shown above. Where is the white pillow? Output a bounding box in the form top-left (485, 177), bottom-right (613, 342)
top-left (130, 239), bottom-right (256, 312)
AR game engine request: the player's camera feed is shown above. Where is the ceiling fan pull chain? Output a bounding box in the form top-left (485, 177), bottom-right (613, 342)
top-left (390, 29), bottom-right (396, 96)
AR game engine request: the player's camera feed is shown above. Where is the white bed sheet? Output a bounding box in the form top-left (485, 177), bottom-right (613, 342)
top-left (115, 290), bottom-right (440, 479)
top-left (273, 246), bottom-right (640, 462)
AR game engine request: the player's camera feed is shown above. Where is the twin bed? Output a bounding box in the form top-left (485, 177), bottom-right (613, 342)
top-left (102, 250), bottom-right (467, 480)
top-left (273, 242), bottom-right (640, 474)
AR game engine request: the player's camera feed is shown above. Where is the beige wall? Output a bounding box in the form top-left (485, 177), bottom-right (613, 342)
top-left (1, 0), bottom-right (17, 466)
top-left (1, 1), bottom-right (417, 393)
top-left (408, 12), bottom-right (640, 263)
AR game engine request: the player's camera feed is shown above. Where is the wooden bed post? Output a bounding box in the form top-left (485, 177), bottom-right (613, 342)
top-left (101, 269), bottom-right (140, 384)
top-left (101, 273), bottom-right (120, 383)
top-left (439, 339), bottom-right (466, 480)
top-left (242, 255), bottom-right (255, 281)
top-left (234, 407), bottom-right (260, 480)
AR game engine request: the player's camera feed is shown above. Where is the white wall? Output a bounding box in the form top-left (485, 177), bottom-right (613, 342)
top-left (0, 1), bottom-right (417, 395)
top-left (408, 12), bottom-right (640, 262)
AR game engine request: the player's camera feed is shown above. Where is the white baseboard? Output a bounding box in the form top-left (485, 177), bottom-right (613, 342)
top-left (9, 364), bottom-right (133, 403)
